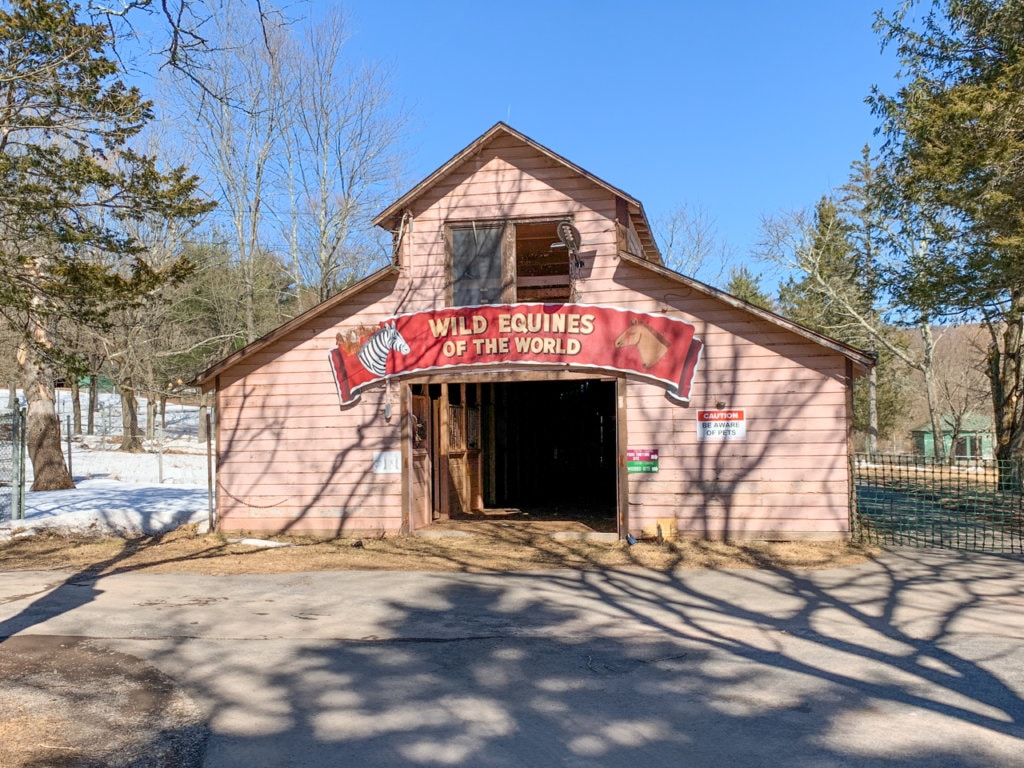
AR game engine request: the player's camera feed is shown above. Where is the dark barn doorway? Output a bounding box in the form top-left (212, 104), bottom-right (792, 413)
top-left (483, 380), bottom-right (617, 530)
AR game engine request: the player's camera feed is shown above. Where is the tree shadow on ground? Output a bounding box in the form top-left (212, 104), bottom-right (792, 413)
top-left (128, 548), bottom-right (1024, 768)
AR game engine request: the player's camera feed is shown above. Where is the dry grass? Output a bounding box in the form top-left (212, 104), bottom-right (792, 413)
top-left (0, 523), bottom-right (879, 575)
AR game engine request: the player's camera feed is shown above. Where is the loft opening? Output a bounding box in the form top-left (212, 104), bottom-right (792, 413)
top-left (447, 219), bottom-right (575, 306)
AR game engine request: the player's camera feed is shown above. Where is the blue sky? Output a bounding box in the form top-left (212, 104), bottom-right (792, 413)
top-left (332, 1), bottom-right (902, 282)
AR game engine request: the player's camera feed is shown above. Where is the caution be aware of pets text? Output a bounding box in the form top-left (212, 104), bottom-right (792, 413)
top-left (696, 409), bottom-right (747, 441)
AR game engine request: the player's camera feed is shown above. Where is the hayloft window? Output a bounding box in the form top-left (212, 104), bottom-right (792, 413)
top-left (450, 224), bottom-right (509, 306)
top-left (448, 219), bottom-right (575, 306)
top-left (514, 221), bottom-right (572, 302)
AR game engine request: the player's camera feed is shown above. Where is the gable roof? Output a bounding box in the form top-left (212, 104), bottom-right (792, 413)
top-left (194, 125), bottom-right (874, 388)
top-left (193, 266), bottom-right (398, 389)
top-left (195, 251), bottom-right (873, 390)
top-left (374, 122), bottom-right (662, 263)
top-left (616, 250), bottom-right (875, 370)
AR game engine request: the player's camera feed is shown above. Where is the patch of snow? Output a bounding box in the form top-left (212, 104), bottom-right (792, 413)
top-left (8, 480), bottom-right (211, 539)
top-left (62, 441), bottom-right (208, 486)
top-left (227, 537), bottom-right (293, 549)
top-left (1, 389), bottom-right (214, 540)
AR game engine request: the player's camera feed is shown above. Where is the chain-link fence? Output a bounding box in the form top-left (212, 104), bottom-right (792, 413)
top-left (852, 454), bottom-right (1024, 554)
top-left (0, 405), bottom-right (27, 522)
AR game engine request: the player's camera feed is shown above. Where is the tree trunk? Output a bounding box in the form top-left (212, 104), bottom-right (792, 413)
top-left (245, 278), bottom-right (257, 344)
top-left (920, 323), bottom-right (946, 462)
top-left (7, 380), bottom-right (15, 410)
top-left (924, 368), bottom-right (947, 462)
top-left (947, 422), bottom-right (964, 467)
top-left (868, 364), bottom-right (879, 454)
top-left (87, 374), bottom-right (98, 436)
top-left (146, 391), bottom-right (156, 441)
top-left (988, 293), bottom-right (1024, 490)
top-left (119, 382), bottom-right (143, 452)
top-left (70, 376), bottom-right (82, 435)
top-left (17, 342), bottom-right (74, 491)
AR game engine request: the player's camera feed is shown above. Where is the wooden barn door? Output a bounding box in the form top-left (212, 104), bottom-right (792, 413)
top-left (410, 383), bottom-right (483, 527)
top-left (410, 392), bottom-right (433, 529)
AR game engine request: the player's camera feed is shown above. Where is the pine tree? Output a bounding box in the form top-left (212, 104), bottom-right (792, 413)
top-left (775, 198), bottom-right (865, 338)
top-left (0, 0), bottom-right (212, 489)
top-left (725, 265), bottom-right (774, 310)
top-left (839, 146), bottom-right (886, 451)
top-left (766, 197), bottom-right (912, 449)
top-left (873, 0), bottom-right (1024, 471)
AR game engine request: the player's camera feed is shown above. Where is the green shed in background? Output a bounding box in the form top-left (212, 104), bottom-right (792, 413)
top-left (912, 413), bottom-right (995, 460)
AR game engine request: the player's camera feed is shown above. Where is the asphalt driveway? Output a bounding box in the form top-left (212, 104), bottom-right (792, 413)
top-left (1, 549), bottom-right (1022, 767)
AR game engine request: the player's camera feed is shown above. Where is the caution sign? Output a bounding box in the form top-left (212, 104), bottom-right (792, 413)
top-left (696, 409), bottom-right (746, 441)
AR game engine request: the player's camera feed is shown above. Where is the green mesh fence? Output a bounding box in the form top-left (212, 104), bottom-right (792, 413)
top-left (1, 405), bottom-right (27, 522)
top-left (852, 454), bottom-right (1024, 554)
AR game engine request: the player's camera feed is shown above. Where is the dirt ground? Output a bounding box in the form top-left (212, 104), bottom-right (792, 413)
top-left (0, 636), bottom-right (207, 768)
top-left (0, 521), bottom-right (878, 576)
top-left (0, 524), bottom-right (877, 768)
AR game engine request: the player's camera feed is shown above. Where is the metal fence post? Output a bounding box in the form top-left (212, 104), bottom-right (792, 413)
top-left (12, 404), bottom-right (26, 520)
top-left (157, 418), bottom-right (163, 484)
top-left (206, 409), bottom-right (215, 532)
top-left (3, 409), bottom-right (12, 522)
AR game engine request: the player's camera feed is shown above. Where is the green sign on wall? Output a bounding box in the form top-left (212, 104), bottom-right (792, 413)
top-left (626, 448), bottom-right (659, 473)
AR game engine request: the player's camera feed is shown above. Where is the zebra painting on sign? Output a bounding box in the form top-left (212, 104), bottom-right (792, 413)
top-left (358, 323), bottom-right (410, 376)
top-left (329, 323), bottom-right (410, 406)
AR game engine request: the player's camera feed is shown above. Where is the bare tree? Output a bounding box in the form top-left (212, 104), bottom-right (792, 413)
top-left (69, 193), bottom-right (200, 451)
top-left (759, 207), bottom-right (946, 459)
top-left (278, 7), bottom-right (407, 307)
top-left (902, 324), bottom-right (993, 461)
top-left (654, 203), bottom-right (734, 285)
top-left (172, 0), bottom-right (288, 343)
top-left (936, 332), bottom-right (991, 460)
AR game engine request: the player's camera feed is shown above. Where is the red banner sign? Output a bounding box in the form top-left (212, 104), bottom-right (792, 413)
top-left (330, 303), bottom-right (703, 406)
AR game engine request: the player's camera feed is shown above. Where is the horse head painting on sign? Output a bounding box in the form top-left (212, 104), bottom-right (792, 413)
top-left (614, 320), bottom-right (670, 370)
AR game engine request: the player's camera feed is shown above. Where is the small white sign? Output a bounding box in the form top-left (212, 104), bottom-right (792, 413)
top-left (372, 450), bottom-right (402, 474)
top-left (696, 409), bottom-right (746, 441)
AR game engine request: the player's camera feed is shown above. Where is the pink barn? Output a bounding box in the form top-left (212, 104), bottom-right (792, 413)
top-left (195, 124), bottom-right (871, 540)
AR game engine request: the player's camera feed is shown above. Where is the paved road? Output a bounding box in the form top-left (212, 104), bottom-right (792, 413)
top-left (1, 550), bottom-right (1023, 767)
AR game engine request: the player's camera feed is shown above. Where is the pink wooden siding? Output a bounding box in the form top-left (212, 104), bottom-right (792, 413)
top-left (602, 259), bottom-right (853, 539)
top-left (214, 276), bottom-right (409, 535)
top-left (209, 126), bottom-right (860, 539)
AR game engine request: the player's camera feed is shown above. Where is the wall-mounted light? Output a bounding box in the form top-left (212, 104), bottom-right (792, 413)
top-left (382, 378), bottom-right (394, 422)
top-left (557, 220), bottom-right (581, 253)
top-left (551, 220), bottom-right (584, 275)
